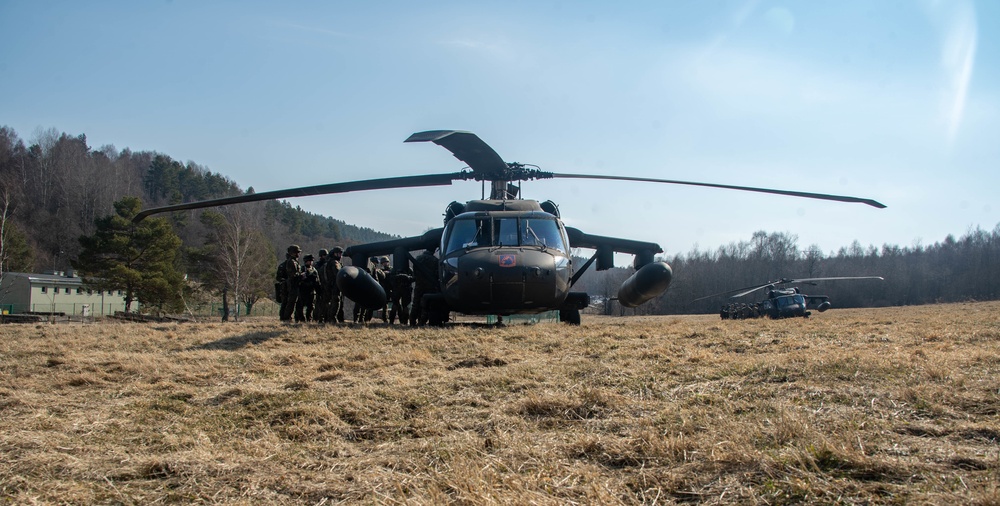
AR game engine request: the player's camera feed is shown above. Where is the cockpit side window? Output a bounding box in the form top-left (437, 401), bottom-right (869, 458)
top-left (444, 219), bottom-right (480, 254)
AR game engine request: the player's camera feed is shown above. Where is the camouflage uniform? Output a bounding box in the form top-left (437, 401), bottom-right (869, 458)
top-left (295, 255), bottom-right (320, 322)
top-left (278, 245), bottom-right (302, 321)
top-left (354, 257), bottom-right (378, 323)
top-left (376, 257), bottom-right (392, 322)
top-left (324, 247), bottom-right (345, 323)
top-left (409, 249), bottom-right (440, 326)
top-left (389, 265), bottom-right (414, 325)
top-left (314, 249), bottom-right (329, 323)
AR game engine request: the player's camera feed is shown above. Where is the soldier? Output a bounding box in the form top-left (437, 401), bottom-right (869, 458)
top-left (409, 248), bottom-right (440, 326)
top-left (389, 262), bottom-right (414, 325)
top-left (314, 249), bottom-right (329, 323)
top-left (277, 245), bottom-right (302, 321)
top-left (354, 257), bottom-right (379, 323)
top-left (296, 254), bottom-right (320, 322)
top-left (376, 256), bottom-right (393, 323)
top-left (324, 247), bottom-right (345, 323)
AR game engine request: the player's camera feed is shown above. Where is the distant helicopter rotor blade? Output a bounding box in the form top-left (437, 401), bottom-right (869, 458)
top-left (784, 276), bottom-right (885, 284)
top-left (692, 279), bottom-right (790, 301)
top-left (550, 173), bottom-right (887, 208)
top-left (731, 285), bottom-right (779, 298)
top-left (132, 172), bottom-right (466, 222)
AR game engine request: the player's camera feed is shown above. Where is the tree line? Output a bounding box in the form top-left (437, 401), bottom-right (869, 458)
top-left (575, 228), bottom-right (1000, 315)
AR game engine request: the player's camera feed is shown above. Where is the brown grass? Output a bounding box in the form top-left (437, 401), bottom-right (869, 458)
top-left (2, 302), bottom-right (999, 504)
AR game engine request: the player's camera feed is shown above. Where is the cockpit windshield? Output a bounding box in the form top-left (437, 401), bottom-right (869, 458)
top-left (520, 219), bottom-right (566, 250)
top-left (776, 294), bottom-right (806, 308)
top-left (444, 216), bottom-right (568, 254)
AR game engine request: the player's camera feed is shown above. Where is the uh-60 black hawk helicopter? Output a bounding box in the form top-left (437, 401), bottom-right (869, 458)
top-left (696, 276), bottom-right (886, 319)
top-left (133, 130), bottom-right (886, 325)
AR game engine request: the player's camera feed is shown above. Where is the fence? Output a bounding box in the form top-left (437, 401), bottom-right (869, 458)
top-left (1, 302), bottom-right (127, 316)
top-left (185, 300), bottom-right (281, 319)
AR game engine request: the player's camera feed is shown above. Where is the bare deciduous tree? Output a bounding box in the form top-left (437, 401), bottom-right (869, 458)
top-left (211, 203), bottom-right (275, 319)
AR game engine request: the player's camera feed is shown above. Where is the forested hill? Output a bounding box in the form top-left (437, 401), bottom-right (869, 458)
top-left (0, 126), bottom-right (394, 272)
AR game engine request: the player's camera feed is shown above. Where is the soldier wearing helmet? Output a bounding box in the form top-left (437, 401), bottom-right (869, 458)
top-left (277, 245), bottom-right (302, 321)
top-left (324, 246), bottom-right (346, 323)
top-left (410, 248), bottom-right (440, 326)
top-left (376, 256), bottom-right (392, 323)
top-left (295, 254), bottom-right (320, 322)
top-left (314, 249), bottom-right (329, 323)
top-left (388, 259), bottom-right (414, 325)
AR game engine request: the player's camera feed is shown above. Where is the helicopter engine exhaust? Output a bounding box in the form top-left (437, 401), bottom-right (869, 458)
top-left (617, 261), bottom-right (673, 308)
top-left (336, 266), bottom-right (387, 309)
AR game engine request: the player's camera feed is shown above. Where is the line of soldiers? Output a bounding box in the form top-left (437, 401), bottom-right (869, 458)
top-left (275, 244), bottom-right (440, 325)
top-left (720, 302), bottom-right (763, 320)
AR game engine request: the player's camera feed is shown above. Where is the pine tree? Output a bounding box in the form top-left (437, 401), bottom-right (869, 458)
top-left (73, 196), bottom-right (184, 313)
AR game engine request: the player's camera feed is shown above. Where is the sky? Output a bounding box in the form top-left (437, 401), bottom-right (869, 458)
top-left (1, 0), bottom-right (997, 260)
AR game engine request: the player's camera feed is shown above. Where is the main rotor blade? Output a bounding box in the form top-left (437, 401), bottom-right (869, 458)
top-left (132, 172), bottom-right (465, 222)
top-left (784, 276), bottom-right (885, 284)
top-left (550, 173), bottom-right (886, 208)
top-left (405, 130), bottom-right (509, 178)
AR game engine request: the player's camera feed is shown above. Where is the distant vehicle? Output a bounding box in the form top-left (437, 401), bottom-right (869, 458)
top-left (696, 277), bottom-right (885, 319)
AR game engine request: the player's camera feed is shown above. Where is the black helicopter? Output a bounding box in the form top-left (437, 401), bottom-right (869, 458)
top-left (697, 276), bottom-right (885, 319)
top-left (134, 130), bottom-right (886, 324)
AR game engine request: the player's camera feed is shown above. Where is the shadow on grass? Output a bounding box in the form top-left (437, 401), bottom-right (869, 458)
top-left (190, 330), bottom-right (287, 351)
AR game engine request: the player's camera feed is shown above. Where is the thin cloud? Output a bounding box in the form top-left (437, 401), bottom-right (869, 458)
top-left (438, 37), bottom-right (517, 61)
top-left (924, 0), bottom-right (978, 146)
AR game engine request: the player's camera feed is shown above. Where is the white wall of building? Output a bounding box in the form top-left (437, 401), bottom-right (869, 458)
top-left (0, 272), bottom-right (134, 315)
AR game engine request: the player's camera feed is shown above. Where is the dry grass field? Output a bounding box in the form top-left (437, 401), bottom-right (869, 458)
top-left (2, 302), bottom-right (999, 504)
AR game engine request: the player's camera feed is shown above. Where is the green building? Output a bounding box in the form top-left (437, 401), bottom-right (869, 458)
top-left (0, 271), bottom-right (134, 316)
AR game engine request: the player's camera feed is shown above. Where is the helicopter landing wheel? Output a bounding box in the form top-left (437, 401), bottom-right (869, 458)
top-left (559, 309), bottom-right (581, 325)
top-left (426, 308), bottom-right (449, 326)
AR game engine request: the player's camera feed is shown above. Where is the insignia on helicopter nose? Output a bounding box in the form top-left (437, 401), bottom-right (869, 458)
top-left (498, 254), bottom-right (516, 267)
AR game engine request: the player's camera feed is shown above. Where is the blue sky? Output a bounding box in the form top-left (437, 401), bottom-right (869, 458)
top-left (2, 0), bottom-right (997, 259)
